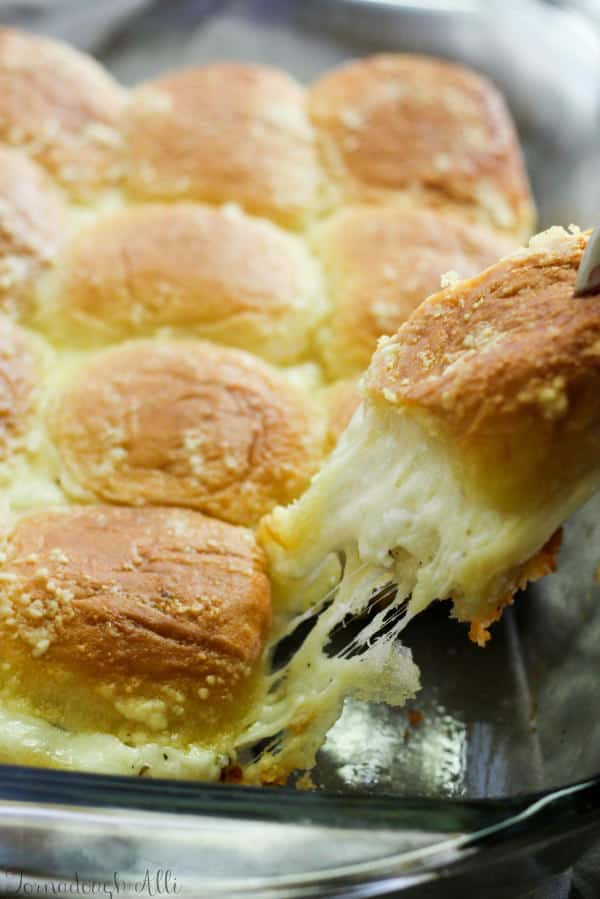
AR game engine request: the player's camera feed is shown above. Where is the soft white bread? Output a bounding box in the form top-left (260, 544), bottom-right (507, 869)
top-left (309, 55), bottom-right (534, 238)
top-left (124, 63), bottom-right (322, 227)
top-left (313, 206), bottom-right (518, 378)
top-left (253, 228), bottom-right (600, 781)
top-left (35, 203), bottom-right (327, 363)
top-left (48, 339), bottom-right (326, 527)
top-left (0, 505), bottom-right (271, 777)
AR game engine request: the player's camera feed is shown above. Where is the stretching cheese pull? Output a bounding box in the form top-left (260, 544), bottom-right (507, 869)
top-left (247, 227), bottom-right (600, 782)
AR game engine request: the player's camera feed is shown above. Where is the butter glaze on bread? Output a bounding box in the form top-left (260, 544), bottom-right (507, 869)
top-left (37, 203), bottom-right (326, 362)
top-left (313, 206), bottom-right (518, 378)
top-left (50, 340), bottom-right (326, 526)
top-left (309, 55), bottom-right (534, 238)
top-left (0, 29), bottom-right (126, 197)
top-left (125, 64), bottom-right (322, 227)
top-left (0, 506), bottom-right (270, 757)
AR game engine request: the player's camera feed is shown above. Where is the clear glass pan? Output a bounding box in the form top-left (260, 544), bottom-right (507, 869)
top-left (0, 1), bottom-right (599, 896)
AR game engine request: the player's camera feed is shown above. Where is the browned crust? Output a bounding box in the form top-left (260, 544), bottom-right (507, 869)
top-left (50, 340), bottom-right (325, 526)
top-left (1, 505), bottom-right (270, 678)
top-left (467, 529), bottom-right (562, 646)
top-left (0, 29), bottom-right (126, 196)
top-left (124, 63), bottom-right (321, 227)
top-left (0, 506), bottom-right (271, 739)
top-left (312, 206), bottom-right (518, 377)
top-left (308, 54), bottom-right (534, 237)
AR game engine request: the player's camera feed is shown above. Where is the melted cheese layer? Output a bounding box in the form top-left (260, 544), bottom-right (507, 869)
top-left (0, 700), bottom-right (225, 779)
top-left (249, 396), bottom-right (598, 780)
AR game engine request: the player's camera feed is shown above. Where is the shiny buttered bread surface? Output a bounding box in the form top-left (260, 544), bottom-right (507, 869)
top-left (0, 29), bottom-right (536, 780)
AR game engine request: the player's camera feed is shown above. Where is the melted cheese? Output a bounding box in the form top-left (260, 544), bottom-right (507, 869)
top-left (247, 396), bottom-right (595, 780)
top-left (0, 700), bottom-right (225, 779)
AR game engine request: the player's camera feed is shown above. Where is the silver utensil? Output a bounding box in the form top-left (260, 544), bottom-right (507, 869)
top-left (575, 227), bottom-right (600, 296)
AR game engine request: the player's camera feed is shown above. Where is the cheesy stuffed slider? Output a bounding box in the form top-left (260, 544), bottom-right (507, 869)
top-left (35, 203), bottom-right (326, 364)
top-left (0, 29), bottom-right (126, 198)
top-left (124, 63), bottom-right (321, 228)
top-left (0, 505), bottom-right (271, 778)
top-left (313, 206), bottom-right (518, 378)
top-left (48, 339), bottom-right (325, 527)
top-left (309, 54), bottom-right (534, 239)
top-left (245, 227), bottom-right (600, 781)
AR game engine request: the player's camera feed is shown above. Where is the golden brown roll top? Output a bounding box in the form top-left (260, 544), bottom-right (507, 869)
top-left (0, 29), bottom-right (126, 197)
top-left (0, 148), bottom-right (65, 315)
top-left (0, 505), bottom-right (271, 744)
top-left (49, 339), bottom-right (326, 526)
top-left (124, 63), bottom-right (322, 228)
top-left (309, 55), bottom-right (534, 238)
top-left (0, 35), bottom-right (533, 242)
top-left (36, 203), bottom-right (326, 363)
top-left (365, 227), bottom-right (600, 515)
top-left (313, 206), bottom-right (518, 378)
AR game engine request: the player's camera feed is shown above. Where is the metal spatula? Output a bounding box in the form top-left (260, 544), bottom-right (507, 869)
top-left (575, 227), bottom-right (600, 296)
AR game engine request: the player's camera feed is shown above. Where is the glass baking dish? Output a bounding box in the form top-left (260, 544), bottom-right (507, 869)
top-left (0, 1), bottom-right (599, 896)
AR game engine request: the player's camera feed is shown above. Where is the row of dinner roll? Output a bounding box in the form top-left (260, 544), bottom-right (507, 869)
top-left (0, 30), bottom-right (533, 236)
top-left (0, 313), bottom-right (282, 770)
top-left (1, 30), bottom-right (533, 234)
top-left (0, 152), bottom-right (327, 364)
top-left (0, 321), bottom-right (327, 528)
top-left (0, 30), bottom-right (533, 381)
top-left (0, 158), bottom-right (524, 380)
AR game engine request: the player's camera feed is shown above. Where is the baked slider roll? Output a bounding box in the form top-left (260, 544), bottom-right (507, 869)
top-left (124, 64), bottom-right (321, 228)
top-left (0, 149), bottom-right (65, 316)
top-left (0, 505), bottom-right (271, 778)
top-left (309, 55), bottom-right (534, 240)
top-left (245, 227), bottom-right (600, 782)
top-left (36, 203), bottom-right (326, 363)
top-left (0, 30), bottom-right (126, 198)
top-left (313, 206), bottom-right (518, 378)
top-left (49, 339), bottom-right (326, 527)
